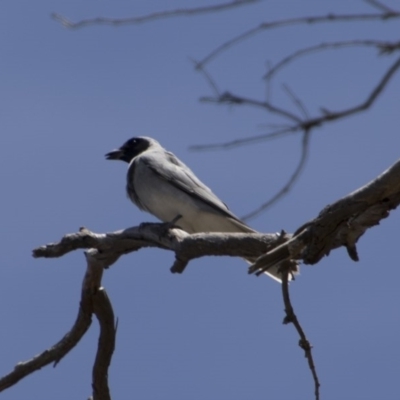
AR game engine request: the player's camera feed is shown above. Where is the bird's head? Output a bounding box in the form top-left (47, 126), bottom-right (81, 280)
top-left (105, 137), bottom-right (154, 163)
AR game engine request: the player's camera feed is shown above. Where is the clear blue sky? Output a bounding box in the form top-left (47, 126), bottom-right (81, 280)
top-left (1, 1), bottom-right (399, 399)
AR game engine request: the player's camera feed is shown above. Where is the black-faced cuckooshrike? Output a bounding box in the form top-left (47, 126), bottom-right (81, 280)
top-left (106, 137), bottom-right (297, 282)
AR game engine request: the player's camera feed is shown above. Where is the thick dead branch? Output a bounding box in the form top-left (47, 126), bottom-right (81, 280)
top-left (51, 0), bottom-right (259, 29)
top-left (33, 226), bottom-right (289, 273)
top-left (250, 158), bottom-right (400, 274)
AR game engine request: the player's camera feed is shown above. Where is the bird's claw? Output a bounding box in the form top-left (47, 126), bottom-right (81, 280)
top-left (158, 214), bottom-right (183, 239)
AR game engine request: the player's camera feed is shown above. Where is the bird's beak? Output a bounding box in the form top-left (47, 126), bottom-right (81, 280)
top-left (105, 149), bottom-right (124, 160)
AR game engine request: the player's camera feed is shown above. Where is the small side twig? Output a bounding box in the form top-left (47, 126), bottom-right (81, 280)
top-left (282, 84), bottom-right (310, 120)
top-left (200, 91), bottom-right (302, 123)
top-left (280, 262), bottom-right (320, 400)
top-left (190, 126), bottom-right (297, 151)
top-left (364, 0), bottom-right (396, 13)
top-left (191, 60), bottom-right (221, 96)
top-left (91, 288), bottom-right (116, 400)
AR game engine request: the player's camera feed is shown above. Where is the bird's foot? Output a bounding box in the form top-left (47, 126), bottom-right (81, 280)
top-left (158, 214), bottom-right (183, 238)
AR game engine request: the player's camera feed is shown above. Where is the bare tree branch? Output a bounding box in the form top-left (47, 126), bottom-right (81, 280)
top-left (250, 158), bottom-right (400, 274)
top-left (264, 39), bottom-right (400, 81)
top-left (190, 126), bottom-right (297, 151)
top-left (51, 0), bottom-right (259, 29)
top-left (280, 262), bottom-right (320, 400)
top-left (241, 130), bottom-right (310, 221)
top-left (191, 58), bottom-right (221, 97)
top-left (33, 226), bottom-right (288, 271)
top-left (200, 91), bottom-right (302, 122)
top-left (196, 9), bottom-right (400, 68)
top-left (194, 53), bottom-right (400, 151)
top-left (87, 250), bottom-right (116, 400)
top-left (282, 84), bottom-right (310, 120)
top-left (0, 249), bottom-right (115, 398)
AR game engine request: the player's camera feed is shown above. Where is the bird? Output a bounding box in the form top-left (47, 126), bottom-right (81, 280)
top-left (106, 136), bottom-right (295, 282)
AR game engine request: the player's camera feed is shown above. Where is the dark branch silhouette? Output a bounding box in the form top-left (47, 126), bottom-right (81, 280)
top-left (197, 54), bottom-right (400, 148)
top-left (264, 39), bottom-right (400, 81)
top-left (0, 249), bottom-right (116, 400)
top-left (241, 131), bottom-right (311, 221)
top-left (281, 262), bottom-right (320, 400)
top-left (51, 0), bottom-right (259, 29)
top-left (365, 0), bottom-right (397, 13)
top-left (196, 9), bottom-right (400, 68)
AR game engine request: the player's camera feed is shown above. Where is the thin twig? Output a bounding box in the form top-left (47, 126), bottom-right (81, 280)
top-left (282, 84), bottom-right (309, 119)
top-left (200, 91), bottom-right (302, 122)
top-left (196, 10), bottom-right (400, 68)
top-left (281, 262), bottom-right (320, 400)
top-left (241, 130), bottom-right (311, 221)
top-left (51, 0), bottom-right (259, 29)
top-left (264, 40), bottom-right (400, 80)
top-left (313, 54), bottom-right (400, 122)
top-left (192, 60), bottom-right (221, 96)
top-left (190, 126), bottom-right (299, 151)
top-left (364, 0), bottom-right (396, 13)
top-left (265, 61), bottom-right (273, 103)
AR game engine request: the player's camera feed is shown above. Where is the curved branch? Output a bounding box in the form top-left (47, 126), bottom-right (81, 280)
top-left (91, 287), bottom-right (116, 400)
top-left (241, 130), bottom-right (310, 221)
top-left (51, 0), bottom-right (259, 29)
top-left (190, 126), bottom-right (297, 151)
top-left (0, 250), bottom-right (106, 393)
top-left (200, 91), bottom-right (302, 123)
top-left (197, 9), bottom-right (400, 68)
top-left (264, 39), bottom-right (400, 81)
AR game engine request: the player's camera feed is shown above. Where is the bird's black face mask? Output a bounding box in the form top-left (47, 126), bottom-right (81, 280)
top-left (105, 137), bottom-right (150, 163)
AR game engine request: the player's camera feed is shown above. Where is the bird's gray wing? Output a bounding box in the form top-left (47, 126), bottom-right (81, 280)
top-left (140, 149), bottom-right (247, 223)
